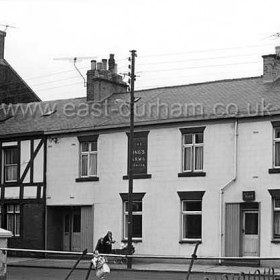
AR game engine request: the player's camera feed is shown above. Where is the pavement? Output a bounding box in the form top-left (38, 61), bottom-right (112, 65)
top-left (6, 257), bottom-right (280, 275)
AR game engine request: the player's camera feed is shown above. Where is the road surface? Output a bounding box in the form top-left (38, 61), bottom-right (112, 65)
top-left (7, 266), bottom-right (212, 280)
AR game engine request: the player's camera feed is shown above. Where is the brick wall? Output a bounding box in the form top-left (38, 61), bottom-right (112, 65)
top-left (8, 203), bottom-right (45, 251)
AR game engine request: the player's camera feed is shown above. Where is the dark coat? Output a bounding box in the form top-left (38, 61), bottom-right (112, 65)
top-left (103, 234), bottom-right (113, 253)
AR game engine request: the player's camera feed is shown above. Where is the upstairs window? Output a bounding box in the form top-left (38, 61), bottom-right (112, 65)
top-left (180, 127), bottom-right (205, 173)
top-left (3, 146), bottom-right (18, 183)
top-left (273, 127), bottom-right (280, 167)
top-left (78, 135), bottom-right (98, 178)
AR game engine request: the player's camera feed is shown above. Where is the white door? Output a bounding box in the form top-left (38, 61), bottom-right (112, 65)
top-left (63, 208), bottom-right (81, 252)
top-left (242, 210), bottom-right (259, 256)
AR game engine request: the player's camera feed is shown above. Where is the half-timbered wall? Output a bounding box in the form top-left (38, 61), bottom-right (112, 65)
top-left (0, 137), bottom-right (46, 250)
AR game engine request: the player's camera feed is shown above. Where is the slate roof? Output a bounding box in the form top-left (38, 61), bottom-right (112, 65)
top-left (1, 76), bottom-right (280, 137)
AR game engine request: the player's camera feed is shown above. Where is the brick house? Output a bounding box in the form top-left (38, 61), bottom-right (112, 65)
top-left (2, 49), bottom-right (280, 265)
top-left (0, 30), bottom-right (40, 104)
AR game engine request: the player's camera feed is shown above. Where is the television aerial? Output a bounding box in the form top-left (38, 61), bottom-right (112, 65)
top-left (53, 56), bottom-right (97, 87)
top-left (0, 24), bottom-right (16, 32)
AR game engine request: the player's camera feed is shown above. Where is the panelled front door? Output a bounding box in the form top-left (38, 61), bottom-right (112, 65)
top-left (63, 208), bottom-right (81, 252)
top-left (242, 210), bottom-right (259, 256)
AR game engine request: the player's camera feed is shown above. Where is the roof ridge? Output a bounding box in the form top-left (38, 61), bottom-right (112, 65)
top-left (135, 76), bottom-right (262, 93)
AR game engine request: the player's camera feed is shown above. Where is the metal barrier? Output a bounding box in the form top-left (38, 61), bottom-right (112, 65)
top-left (2, 244), bottom-right (280, 280)
top-left (204, 268), bottom-right (275, 280)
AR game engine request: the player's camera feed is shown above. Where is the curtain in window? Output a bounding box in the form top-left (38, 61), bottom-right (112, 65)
top-left (195, 146), bottom-right (203, 170)
top-left (81, 155), bottom-right (88, 176)
top-left (5, 149), bottom-right (17, 164)
top-left (89, 153), bottom-right (97, 175)
top-left (275, 142), bottom-right (280, 166)
top-left (274, 212), bottom-right (280, 237)
top-left (7, 214), bottom-right (13, 233)
top-left (4, 148), bottom-right (17, 181)
top-left (184, 147), bottom-right (192, 171)
top-left (5, 166), bottom-right (17, 181)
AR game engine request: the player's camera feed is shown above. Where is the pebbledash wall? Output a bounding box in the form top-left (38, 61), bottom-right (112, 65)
top-left (46, 120), bottom-right (235, 257)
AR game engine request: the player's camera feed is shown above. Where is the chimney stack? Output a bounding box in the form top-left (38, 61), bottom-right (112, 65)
top-left (86, 54), bottom-right (127, 102)
top-left (262, 46), bottom-right (280, 83)
top-left (0, 31), bottom-right (6, 59)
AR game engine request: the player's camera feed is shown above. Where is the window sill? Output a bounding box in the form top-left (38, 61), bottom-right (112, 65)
top-left (121, 239), bottom-right (142, 243)
top-left (271, 239), bottom-right (280, 243)
top-left (123, 174), bottom-right (152, 180)
top-left (178, 172), bottom-right (206, 177)
top-left (268, 168), bottom-right (280, 174)
top-left (179, 240), bottom-right (202, 244)
top-left (75, 177), bottom-right (99, 182)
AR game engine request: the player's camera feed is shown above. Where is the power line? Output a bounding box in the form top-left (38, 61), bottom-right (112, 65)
top-left (138, 61), bottom-right (260, 73)
top-left (138, 42), bottom-right (276, 58)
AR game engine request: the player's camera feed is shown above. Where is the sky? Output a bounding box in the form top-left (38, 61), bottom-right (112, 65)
top-left (1, 0), bottom-right (280, 101)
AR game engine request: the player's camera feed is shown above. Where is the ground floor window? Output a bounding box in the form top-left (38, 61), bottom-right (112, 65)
top-left (6, 204), bottom-right (20, 236)
top-left (273, 198), bottom-right (280, 239)
top-left (124, 201), bottom-right (142, 239)
top-left (182, 200), bottom-right (202, 239)
top-left (268, 190), bottom-right (280, 240)
top-left (177, 191), bottom-right (205, 241)
top-left (120, 192), bottom-right (145, 241)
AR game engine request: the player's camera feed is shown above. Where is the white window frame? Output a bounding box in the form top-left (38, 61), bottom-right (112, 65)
top-left (182, 133), bottom-right (204, 172)
top-left (273, 128), bottom-right (280, 168)
top-left (123, 200), bottom-right (142, 241)
top-left (273, 198), bottom-right (280, 239)
top-left (3, 146), bottom-right (18, 183)
top-left (80, 141), bottom-right (97, 178)
top-left (6, 204), bottom-right (20, 237)
top-left (181, 199), bottom-right (202, 241)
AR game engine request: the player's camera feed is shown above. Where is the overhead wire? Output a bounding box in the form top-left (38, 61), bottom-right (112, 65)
top-left (0, 42), bottom-right (275, 98)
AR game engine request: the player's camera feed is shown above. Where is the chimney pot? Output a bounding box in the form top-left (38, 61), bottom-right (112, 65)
top-left (102, 59), bottom-right (107, 70)
top-left (91, 60), bottom-right (96, 70)
top-left (97, 62), bottom-right (102, 70)
top-left (113, 63), bottom-right (118, 74)
top-left (109, 54), bottom-right (115, 72)
top-left (276, 46), bottom-right (280, 57)
top-left (0, 31), bottom-right (6, 59)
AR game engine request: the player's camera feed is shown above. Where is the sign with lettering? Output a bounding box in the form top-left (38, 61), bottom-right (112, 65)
top-left (132, 136), bottom-right (147, 174)
top-left (127, 131), bottom-right (149, 175)
top-left (242, 191), bottom-right (255, 201)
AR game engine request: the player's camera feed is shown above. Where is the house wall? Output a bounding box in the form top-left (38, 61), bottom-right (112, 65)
top-left (46, 120), bottom-right (235, 256)
top-left (0, 138), bottom-right (46, 252)
top-left (223, 118), bottom-right (280, 258)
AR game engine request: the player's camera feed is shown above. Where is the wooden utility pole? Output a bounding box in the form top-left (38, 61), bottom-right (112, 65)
top-left (127, 49), bottom-right (137, 269)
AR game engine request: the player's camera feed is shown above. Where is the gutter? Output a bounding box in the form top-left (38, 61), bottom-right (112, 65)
top-left (218, 119), bottom-right (238, 263)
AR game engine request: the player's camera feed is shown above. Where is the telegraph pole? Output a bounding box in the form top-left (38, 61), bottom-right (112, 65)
top-left (127, 49), bottom-right (137, 269)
